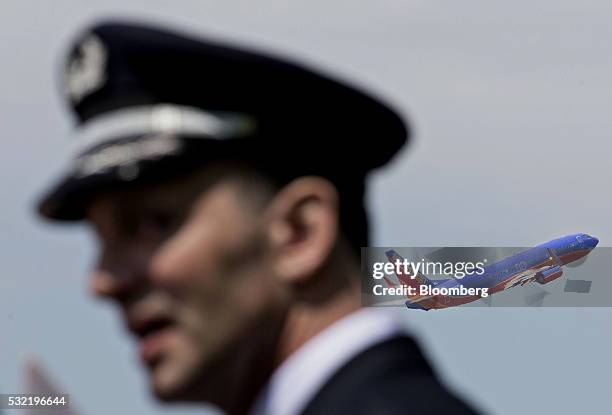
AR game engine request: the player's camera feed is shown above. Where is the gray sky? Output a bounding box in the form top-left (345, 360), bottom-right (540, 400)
top-left (2, 1), bottom-right (611, 414)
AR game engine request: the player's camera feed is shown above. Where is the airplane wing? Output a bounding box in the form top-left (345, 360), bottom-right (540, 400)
top-left (547, 248), bottom-right (562, 266)
top-left (506, 248), bottom-right (563, 289)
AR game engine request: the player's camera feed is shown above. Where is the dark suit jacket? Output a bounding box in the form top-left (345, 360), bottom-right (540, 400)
top-left (301, 336), bottom-right (480, 415)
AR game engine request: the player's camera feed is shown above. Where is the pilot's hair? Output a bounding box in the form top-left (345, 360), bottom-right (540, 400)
top-left (220, 159), bottom-right (368, 259)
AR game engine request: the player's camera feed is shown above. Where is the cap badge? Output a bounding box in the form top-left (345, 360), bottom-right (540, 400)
top-left (65, 34), bottom-right (108, 104)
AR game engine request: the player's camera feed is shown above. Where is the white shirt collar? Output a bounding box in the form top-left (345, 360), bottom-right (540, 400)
top-left (250, 308), bottom-right (404, 415)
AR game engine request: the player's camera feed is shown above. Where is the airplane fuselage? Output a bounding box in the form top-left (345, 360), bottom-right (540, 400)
top-left (405, 233), bottom-right (598, 310)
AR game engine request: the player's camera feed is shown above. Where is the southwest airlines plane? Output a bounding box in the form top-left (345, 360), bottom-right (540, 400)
top-left (382, 233), bottom-right (598, 310)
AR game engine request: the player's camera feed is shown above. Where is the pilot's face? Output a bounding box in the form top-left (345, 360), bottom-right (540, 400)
top-left (86, 167), bottom-right (288, 402)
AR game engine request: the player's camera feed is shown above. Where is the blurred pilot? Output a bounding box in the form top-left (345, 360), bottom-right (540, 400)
top-left (37, 21), bottom-right (478, 415)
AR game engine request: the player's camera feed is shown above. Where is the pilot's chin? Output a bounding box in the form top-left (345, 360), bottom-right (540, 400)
top-left (148, 360), bottom-right (195, 402)
top-left (152, 387), bottom-right (180, 403)
top-left (151, 379), bottom-right (182, 402)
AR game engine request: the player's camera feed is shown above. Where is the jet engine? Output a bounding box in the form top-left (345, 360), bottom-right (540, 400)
top-left (535, 266), bottom-right (563, 284)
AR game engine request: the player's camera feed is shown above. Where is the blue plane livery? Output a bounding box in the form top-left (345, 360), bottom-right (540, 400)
top-left (382, 233), bottom-right (599, 310)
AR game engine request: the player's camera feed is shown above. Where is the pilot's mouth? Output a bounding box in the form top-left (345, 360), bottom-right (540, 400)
top-left (130, 317), bottom-right (176, 366)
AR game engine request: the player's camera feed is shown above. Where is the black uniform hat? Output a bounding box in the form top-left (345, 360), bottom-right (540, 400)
top-left (37, 20), bottom-right (410, 220)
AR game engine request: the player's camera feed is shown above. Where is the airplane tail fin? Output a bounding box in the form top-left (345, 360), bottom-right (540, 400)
top-left (385, 250), bottom-right (436, 288)
top-left (382, 275), bottom-right (398, 288)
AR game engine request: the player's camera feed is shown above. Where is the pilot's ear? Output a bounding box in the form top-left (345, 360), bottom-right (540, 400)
top-left (264, 177), bottom-right (339, 283)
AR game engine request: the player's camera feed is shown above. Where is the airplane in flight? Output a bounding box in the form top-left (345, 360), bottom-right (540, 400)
top-left (382, 233), bottom-right (599, 310)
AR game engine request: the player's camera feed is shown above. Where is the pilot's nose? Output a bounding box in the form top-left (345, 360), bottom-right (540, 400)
top-left (588, 236), bottom-right (599, 249)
